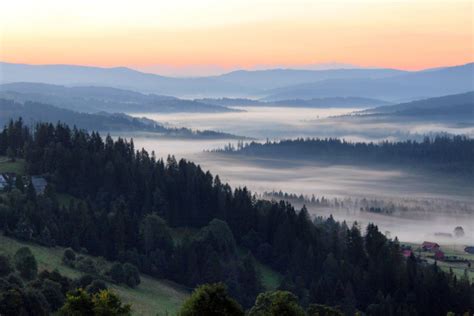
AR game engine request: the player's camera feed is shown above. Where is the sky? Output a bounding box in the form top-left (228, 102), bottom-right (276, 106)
top-left (0, 0), bottom-right (473, 76)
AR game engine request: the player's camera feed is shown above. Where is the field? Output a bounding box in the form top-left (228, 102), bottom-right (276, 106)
top-left (404, 242), bottom-right (474, 282)
top-left (0, 234), bottom-right (189, 315)
top-left (0, 156), bottom-right (26, 175)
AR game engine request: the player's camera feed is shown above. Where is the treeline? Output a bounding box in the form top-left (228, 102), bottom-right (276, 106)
top-left (0, 119), bottom-right (472, 314)
top-left (216, 136), bottom-right (474, 173)
top-left (262, 191), bottom-right (474, 217)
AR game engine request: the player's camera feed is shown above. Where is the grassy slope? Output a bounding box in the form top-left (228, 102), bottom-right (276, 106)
top-left (404, 242), bottom-right (474, 282)
top-left (255, 261), bottom-right (282, 291)
top-left (0, 234), bottom-right (189, 315)
top-left (236, 247), bottom-right (282, 291)
top-left (0, 157), bottom-right (26, 175)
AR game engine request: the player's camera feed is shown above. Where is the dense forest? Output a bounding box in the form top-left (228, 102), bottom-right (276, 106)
top-left (0, 119), bottom-right (472, 315)
top-left (215, 137), bottom-right (474, 174)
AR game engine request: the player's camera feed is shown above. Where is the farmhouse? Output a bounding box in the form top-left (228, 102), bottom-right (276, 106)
top-left (31, 176), bottom-right (47, 195)
top-left (0, 174), bottom-right (7, 190)
top-left (422, 241), bottom-right (440, 252)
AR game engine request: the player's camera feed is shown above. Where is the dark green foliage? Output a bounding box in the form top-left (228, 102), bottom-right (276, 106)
top-left (13, 247), bottom-right (37, 280)
top-left (140, 214), bottom-right (174, 255)
top-left (59, 288), bottom-right (131, 316)
top-left (122, 263), bottom-right (140, 288)
top-left (107, 262), bottom-right (140, 288)
top-left (0, 251), bottom-right (73, 315)
top-left (0, 119), bottom-right (472, 314)
top-left (86, 280), bottom-right (108, 294)
top-left (0, 255), bottom-right (13, 277)
top-left (75, 257), bottom-right (97, 274)
top-left (40, 279), bottom-right (65, 311)
top-left (248, 291), bottom-right (306, 316)
top-left (217, 136), bottom-right (474, 174)
top-left (62, 248), bottom-right (76, 266)
top-left (178, 283), bottom-right (244, 316)
top-left (108, 263), bottom-right (125, 284)
top-left (307, 304), bottom-right (344, 316)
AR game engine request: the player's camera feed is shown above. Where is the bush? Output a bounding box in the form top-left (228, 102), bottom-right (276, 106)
top-left (13, 247), bottom-right (37, 280)
top-left (123, 263), bottom-right (140, 288)
top-left (41, 279), bottom-right (65, 311)
top-left (179, 283), bottom-right (244, 316)
top-left (86, 280), bottom-right (108, 294)
top-left (62, 248), bottom-right (76, 266)
top-left (59, 289), bottom-right (131, 316)
top-left (7, 273), bottom-right (24, 287)
top-left (248, 291), bottom-right (306, 316)
top-left (0, 255), bottom-right (13, 277)
top-left (108, 263), bottom-right (125, 284)
top-left (75, 257), bottom-right (97, 274)
top-left (75, 274), bottom-right (96, 289)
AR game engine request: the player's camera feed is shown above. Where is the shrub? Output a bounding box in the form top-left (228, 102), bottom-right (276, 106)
top-left (0, 255), bottom-right (13, 277)
top-left (62, 248), bottom-right (76, 267)
top-left (123, 263), bottom-right (140, 288)
top-left (13, 247), bottom-right (37, 280)
top-left (75, 257), bottom-right (97, 274)
top-left (179, 283), bottom-right (244, 316)
top-left (108, 263), bottom-right (125, 284)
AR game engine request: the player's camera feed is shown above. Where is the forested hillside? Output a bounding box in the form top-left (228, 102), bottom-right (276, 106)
top-left (0, 120), bottom-right (472, 315)
top-left (0, 83), bottom-right (237, 113)
top-left (216, 137), bottom-right (474, 174)
top-left (0, 99), bottom-right (241, 139)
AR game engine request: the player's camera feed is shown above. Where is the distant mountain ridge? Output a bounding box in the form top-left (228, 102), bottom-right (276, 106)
top-left (1, 61), bottom-right (472, 100)
top-left (263, 63), bottom-right (474, 101)
top-left (212, 68), bottom-right (406, 90)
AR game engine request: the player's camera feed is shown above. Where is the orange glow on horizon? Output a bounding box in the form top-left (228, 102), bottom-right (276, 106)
top-left (1, 0), bottom-right (472, 72)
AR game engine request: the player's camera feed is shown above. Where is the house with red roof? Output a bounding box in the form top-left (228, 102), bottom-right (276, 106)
top-left (422, 241), bottom-right (440, 252)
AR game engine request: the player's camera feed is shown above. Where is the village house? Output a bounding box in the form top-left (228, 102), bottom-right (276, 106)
top-left (0, 174), bottom-right (7, 190)
top-left (402, 249), bottom-right (413, 258)
top-left (422, 241), bottom-right (440, 252)
top-left (31, 176), bottom-right (47, 195)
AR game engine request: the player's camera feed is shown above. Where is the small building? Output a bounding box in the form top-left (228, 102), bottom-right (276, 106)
top-left (31, 176), bottom-right (47, 195)
top-left (0, 174), bottom-right (7, 190)
top-left (465, 246), bottom-right (474, 254)
top-left (434, 232), bottom-right (452, 238)
top-left (422, 241), bottom-right (440, 252)
top-left (434, 250), bottom-right (445, 260)
top-left (402, 249), bottom-right (413, 258)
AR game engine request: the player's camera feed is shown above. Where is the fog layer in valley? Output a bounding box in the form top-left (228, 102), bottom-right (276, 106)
top-left (124, 106), bottom-right (474, 244)
top-left (131, 106), bottom-right (474, 141)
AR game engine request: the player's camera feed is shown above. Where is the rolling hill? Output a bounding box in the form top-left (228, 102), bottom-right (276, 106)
top-left (0, 98), bottom-right (243, 139)
top-left (263, 63), bottom-right (474, 101)
top-left (0, 83), bottom-right (237, 113)
top-left (363, 91), bottom-right (474, 115)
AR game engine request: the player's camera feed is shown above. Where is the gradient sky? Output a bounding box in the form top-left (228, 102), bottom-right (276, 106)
top-left (1, 0), bottom-right (472, 75)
